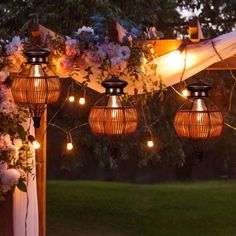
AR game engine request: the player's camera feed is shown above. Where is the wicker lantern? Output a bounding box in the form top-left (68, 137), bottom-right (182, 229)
top-left (174, 81), bottom-right (223, 150)
top-left (11, 47), bottom-right (61, 128)
top-left (89, 76), bottom-right (138, 136)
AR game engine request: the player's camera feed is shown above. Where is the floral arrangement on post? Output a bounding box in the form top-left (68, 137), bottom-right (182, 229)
top-left (0, 36), bottom-right (34, 201)
top-left (48, 20), bottom-right (165, 94)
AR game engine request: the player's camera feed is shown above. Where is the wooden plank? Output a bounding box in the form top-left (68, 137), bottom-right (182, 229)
top-left (137, 39), bottom-right (183, 57)
top-left (0, 193), bottom-right (14, 236)
top-left (207, 56), bottom-right (236, 70)
top-left (35, 110), bottom-right (47, 236)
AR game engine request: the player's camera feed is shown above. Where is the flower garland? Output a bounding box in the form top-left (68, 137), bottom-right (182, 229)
top-left (0, 36), bottom-right (34, 201)
top-left (48, 25), bottom-right (164, 93)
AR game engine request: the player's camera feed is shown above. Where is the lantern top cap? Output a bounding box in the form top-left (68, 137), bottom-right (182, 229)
top-left (24, 47), bottom-right (51, 63)
top-left (187, 81), bottom-right (211, 92)
top-left (101, 76), bottom-right (128, 94)
top-left (187, 81), bottom-right (211, 98)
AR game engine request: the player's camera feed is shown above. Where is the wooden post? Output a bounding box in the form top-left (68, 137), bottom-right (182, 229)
top-left (0, 193), bottom-right (14, 236)
top-left (35, 109), bottom-right (47, 236)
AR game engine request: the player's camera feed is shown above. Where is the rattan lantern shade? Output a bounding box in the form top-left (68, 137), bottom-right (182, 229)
top-left (11, 47), bottom-right (61, 128)
top-left (174, 81), bottom-right (224, 150)
top-left (89, 76), bottom-right (138, 136)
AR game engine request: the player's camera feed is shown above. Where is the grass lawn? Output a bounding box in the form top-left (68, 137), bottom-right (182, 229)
top-left (47, 180), bottom-right (236, 236)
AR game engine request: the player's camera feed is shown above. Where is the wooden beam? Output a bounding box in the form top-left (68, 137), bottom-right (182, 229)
top-left (0, 193), bottom-right (13, 236)
top-left (207, 56), bottom-right (236, 70)
top-left (35, 110), bottom-right (47, 236)
top-left (137, 39), bottom-right (183, 57)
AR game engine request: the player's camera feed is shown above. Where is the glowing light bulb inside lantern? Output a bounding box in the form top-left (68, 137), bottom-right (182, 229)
top-left (33, 140), bottom-right (40, 149)
top-left (79, 97), bottom-right (86, 105)
top-left (32, 64), bottom-right (43, 88)
top-left (147, 140), bottom-right (154, 148)
top-left (182, 89), bottom-right (189, 97)
top-left (107, 95), bottom-right (122, 118)
top-left (193, 98), bottom-right (207, 122)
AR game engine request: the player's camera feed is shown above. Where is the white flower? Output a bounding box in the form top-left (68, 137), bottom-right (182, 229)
top-left (13, 138), bottom-right (23, 149)
top-left (0, 69), bottom-right (9, 83)
top-left (0, 100), bottom-right (16, 114)
top-left (1, 168), bottom-right (20, 193)
top-left (5, 36), bottom-right (23, 55)
top-left (118, 46), bottom-right (130, 60)
top-left (7, 144), bottom-right (18, 159)
top-left (76, 26), bottom-right (94, 35)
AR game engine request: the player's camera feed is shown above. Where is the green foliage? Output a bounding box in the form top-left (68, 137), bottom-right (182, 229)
top-left (17, 178), bottom-right (27, 192)
top-left (177, 0), bottom-right (236, 37)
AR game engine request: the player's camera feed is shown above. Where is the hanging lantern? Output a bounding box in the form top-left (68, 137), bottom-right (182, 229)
top-left (89, 76), bottom-right (138, 136)
top-left (11, 47), bottom-right (61, 128)
top-left (174, 81), bottom-right (224, 150)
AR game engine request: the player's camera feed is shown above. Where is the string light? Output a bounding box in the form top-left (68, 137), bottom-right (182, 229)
top-left (28, 135), bottom-right (41, 149)
top-left (66, 132), bottom-right (73, 151)
top-left (79, 87), bottom-right (86, 105)
top-left (146, 130), bottom-right (154, 148)
top-left (182, 89), bottom-right (189, 97)
top-left (68, 84), bottom-right (75, 103)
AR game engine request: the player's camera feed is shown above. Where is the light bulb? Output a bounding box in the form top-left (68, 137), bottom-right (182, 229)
top-left (69, 96), bottom-right (75, 103)
top-left (107, 96), bottom-right (122, 108)
top-left (107, 96), bottom-right (122, 118)
top-left (182, 89), bottom-right (189, 97)
top-left (32, 64), bottom-right (44, 77)
top-left (147, 140), bottom-right (154, 148)
top-left (79, 97), bottom-right (86, 105)
top-left (67, 142), bottom-right (73, 151)
top-left (33, 140), bottom-right (40, 149)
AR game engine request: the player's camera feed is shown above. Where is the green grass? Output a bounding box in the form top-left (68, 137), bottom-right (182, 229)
top-left (47, 180), bottom-right (236, 236)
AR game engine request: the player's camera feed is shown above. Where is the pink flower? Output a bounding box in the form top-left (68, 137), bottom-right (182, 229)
top-left (118, 46), bottom-right (130, 60)
top-left (1, 168), bottom-right (20, 193)
top-left (84, 51), bottom-right (103, 67)
top-left (75, 56), bottom-right (88, 71)
top-left (110, 57), bottom-right (128, 75)
top-left (0, 162), bottom-right (8, 177)
top-left (0, 134), bottom-right (11, 150)
top-left (65, 38), bottom-right (80, 57)
top-left (99, 43), bottom-right (119, 58)
top-left (56, 56), bottom-right (74, 76)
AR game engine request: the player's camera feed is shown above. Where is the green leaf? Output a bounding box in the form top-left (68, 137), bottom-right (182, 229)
top-left (17, 179), bottom-right (27, 192)
top-left (17, 124), bottom-right (26, 141)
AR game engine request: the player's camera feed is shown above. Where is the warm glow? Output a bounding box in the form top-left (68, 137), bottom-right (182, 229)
top-left (79, 97), bottom-right (86, 105)
top-left (193, 98), bottom-right (207, 111)
top-left (33, 140), bottom-right (40, 149)
top-left (182, 89), bottom-right (189, 97)
top-left (69, 96), bottom-right (75, 103)
top-left (107, 96), bottom-right (121, 107)
top-left (164, 50), bottom-right (184, 69)
top-left (107, 96), bottom-right (122, 118)
top-left (147, 140), bottom-right (154, 148)
top-left (67, 142), bottom-right (73, 151)
top-left (33, 64), bottom-right (43, 77)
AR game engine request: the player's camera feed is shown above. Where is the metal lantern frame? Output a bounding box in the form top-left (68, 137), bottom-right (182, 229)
top-left (174, 81), bottom-right (224, 151)
top-left (89, 76), bottom-right (138, 136)
top-left (11, 47), bottom-right (61, 128)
